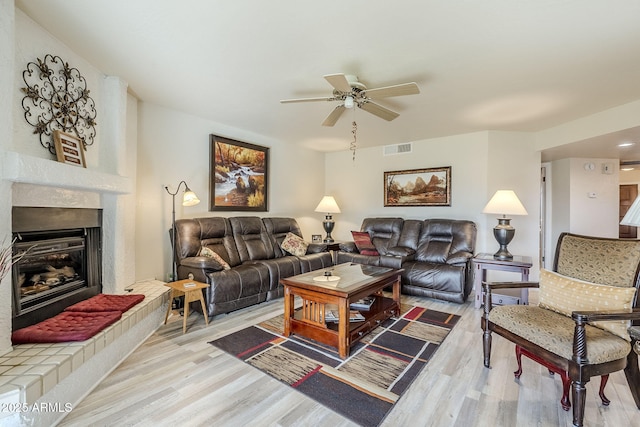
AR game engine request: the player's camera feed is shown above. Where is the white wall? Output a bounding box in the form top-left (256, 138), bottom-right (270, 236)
top-left (0, 0), bottom-right (15, 354)
top-left (1, 8), bottom-right (134, 355)
top-left (325, 130), bottom-right (541, 278)
top-left (569, 158), bottom-right (619, 237)
top-left (486, 131), bottom-right (541, 268)
top-left (135, 102), bottom-right (327, 281)
top-left (548, 157), bottom-right (620, 261)
top-left (551, 158), bottom-right (571, 252)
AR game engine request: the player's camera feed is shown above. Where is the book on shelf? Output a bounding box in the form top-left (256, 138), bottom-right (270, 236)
top-left (350, 296), bottom-right (375, 311)
top-left (325, 310), bottom-right (365, 323)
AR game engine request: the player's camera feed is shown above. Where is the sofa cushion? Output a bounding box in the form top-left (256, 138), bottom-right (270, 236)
top-left (360, 217), bottom-right (403, 254)
top-left (230, 217), bottom-right (276, 261)
top-left (489, 305), bottom-right (630, 364)
top-left (12, 310), bottom-right (122, 344)
top-left (539, 269), bottom-right (637, 341)
top-left (351, 231), bottom-right (379, 256)
top-left (281, 232), bottom-right (308, 257)
top-left (199, 246), bottom-right (231, 270)
top-left (65, 293), bottom-right (145, 313)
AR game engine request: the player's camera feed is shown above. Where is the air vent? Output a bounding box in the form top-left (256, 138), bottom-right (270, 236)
top-left (383, 143), bottom-right (412, 156)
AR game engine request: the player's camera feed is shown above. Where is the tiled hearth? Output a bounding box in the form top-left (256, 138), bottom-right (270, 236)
top-left (0, 280), bottom-right (169, 424)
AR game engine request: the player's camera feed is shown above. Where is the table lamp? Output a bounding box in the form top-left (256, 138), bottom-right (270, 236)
top-left (165, 181), bottom-right (200, 280)
top-left (315, 196), bottom-right (341, 243)
top-left (482, 190), bottom-right (528, 260)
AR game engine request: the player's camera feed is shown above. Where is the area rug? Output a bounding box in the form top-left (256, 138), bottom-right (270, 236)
top-left (209, 304), bottom-right (460, 426)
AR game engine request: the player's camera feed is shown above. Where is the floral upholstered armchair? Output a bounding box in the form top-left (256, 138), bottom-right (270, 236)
top-left (481, 233), bottom-right (640, 427)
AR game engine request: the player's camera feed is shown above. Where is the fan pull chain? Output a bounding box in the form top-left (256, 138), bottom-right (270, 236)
top-left (350, 120), bottom-right (357, 162)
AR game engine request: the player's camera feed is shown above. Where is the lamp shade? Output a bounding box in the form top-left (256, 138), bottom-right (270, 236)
top-left (315, 196), bottom-right (341, 214)
top-left (621, 195), bottom-right (640, 226)
top-left (482, 190), bottom-right (528, 216)
top-left (182, 187), bottom-right (200, 207)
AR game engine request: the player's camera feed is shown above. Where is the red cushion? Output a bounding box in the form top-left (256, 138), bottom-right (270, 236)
top-left (65, 293), bottom-right (145, 313)
top-left (351, 231), bottom-right (380, 256)
top-left (11, 311), bottom-right (122, 344)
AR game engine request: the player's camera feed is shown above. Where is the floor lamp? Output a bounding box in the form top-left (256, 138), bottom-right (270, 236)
top-left (165, 181), bottom-right (200, 281)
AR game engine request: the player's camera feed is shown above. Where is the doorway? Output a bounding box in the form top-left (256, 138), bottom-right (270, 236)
top-left (620, 184), bottom-right (638, 238)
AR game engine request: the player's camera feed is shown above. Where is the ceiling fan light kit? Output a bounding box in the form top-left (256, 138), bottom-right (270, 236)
top-left (280, 73), bottom-right (420, 127)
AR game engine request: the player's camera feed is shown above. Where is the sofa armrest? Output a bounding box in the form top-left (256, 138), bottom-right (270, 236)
top-left (386, 246), bottom-right (415, 257)
top-left (446, 251), bottom-right (473, 265)
top-left (378, 246), bottom-right (415, 269)
top-left (339, 241), bottom-right (358, 253)
top-left (180, 256), bottom-right (225, 272)
top-left (306, 243), bottom-right (328, 254)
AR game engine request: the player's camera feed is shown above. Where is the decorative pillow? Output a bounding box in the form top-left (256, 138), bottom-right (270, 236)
top-left (281, 232), bottom-right (309, 257)
top-left (538, 269), bottom-right (637, 341)
top-left (199, 246), bottom-right (231, 270)
top-left (351, 231), bottom-right (379, 256)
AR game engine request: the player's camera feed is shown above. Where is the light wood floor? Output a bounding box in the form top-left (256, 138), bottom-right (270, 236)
top-left (58, 294), bottom-right (640, 427)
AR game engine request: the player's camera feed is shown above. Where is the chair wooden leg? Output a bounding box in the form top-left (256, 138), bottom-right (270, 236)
top-left (483, 329), bottom-right (492, 368)
top-left (559, 371), bottom-right (571, 411)
top-left (599, 374), bottom-right (610, 406)
top-left (572, 381), bottom-right (587, 427)
top-left (514, 345), bottom-right (523, 378)
top-left (624, 348), bottom-right (640, 409)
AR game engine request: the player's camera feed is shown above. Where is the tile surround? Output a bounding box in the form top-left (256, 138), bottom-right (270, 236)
top-left (0, 280), bottom-right (169, 412)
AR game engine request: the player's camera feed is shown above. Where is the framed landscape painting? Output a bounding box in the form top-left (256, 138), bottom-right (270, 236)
top-left (384, 166), bottom-right (451, 207)
top-left (209, 134), bottom-right (269, 211)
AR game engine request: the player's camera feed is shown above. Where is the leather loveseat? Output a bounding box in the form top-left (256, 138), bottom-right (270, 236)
top-left (173, 216), bottom-right (333, 316)
top-left (337, 217), bottom-right (477, 303)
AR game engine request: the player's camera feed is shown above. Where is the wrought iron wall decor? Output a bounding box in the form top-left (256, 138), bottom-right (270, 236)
top-left (21, 54), bottom-right (97, 154)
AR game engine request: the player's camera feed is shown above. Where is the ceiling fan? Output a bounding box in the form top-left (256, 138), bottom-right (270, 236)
top-left (280, 73), bottom-right (420, 126)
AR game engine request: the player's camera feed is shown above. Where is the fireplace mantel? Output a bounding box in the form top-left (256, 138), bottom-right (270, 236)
top-left (2, 151), bottom-right (132, 194)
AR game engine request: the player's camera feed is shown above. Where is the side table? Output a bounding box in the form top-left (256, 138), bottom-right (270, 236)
top-left (472, 253), bottom-right (532, 309)
top-left (164, 279), bottom-right (210, 334)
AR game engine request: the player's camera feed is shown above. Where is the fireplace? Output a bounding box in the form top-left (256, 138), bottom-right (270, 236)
top-left (12, 207), bottom-right (102, 330)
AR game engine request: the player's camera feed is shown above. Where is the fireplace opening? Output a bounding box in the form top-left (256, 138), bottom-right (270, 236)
top-left (12, 207), bottom-right (102, 330)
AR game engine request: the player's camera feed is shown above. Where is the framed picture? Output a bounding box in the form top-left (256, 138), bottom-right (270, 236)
top-left (53, 130), bottom-right (86, 168)
top-left (311, 234), bottom-right (322, 243)
top-left (384, 166), bottom-right (451, 207)
top-left (210, 134), bottom-right (269, 211)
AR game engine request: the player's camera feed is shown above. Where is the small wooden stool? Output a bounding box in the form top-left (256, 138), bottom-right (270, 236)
top-left (514, 345), bottom-right (609, 410)
top-left (164, 279), bottom-right (209, 334)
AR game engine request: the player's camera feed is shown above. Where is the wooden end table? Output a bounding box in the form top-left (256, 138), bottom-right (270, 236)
top-left (281, 263), bottom-right (402, 359)
top-left (164, 279), bottom-right (210, 334)
top-left (472, 253), bottom-right (532, 309)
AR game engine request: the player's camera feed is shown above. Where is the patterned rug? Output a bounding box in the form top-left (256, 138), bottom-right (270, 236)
top-left (209, 304), bottom-right (460, 426)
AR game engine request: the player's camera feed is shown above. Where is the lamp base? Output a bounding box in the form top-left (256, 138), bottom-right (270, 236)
top-left (493, 218), bottom-right (515, 260)
top-left (322, 215), bottom-right (335, 243)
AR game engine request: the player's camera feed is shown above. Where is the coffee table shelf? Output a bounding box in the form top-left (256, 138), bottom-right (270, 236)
top-left (282, 263), bottom-right (402, 359)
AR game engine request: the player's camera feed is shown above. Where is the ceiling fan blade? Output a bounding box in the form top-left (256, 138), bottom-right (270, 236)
top-left (359, 101), bottom-right (399, 121)
top-left (324, 73), bottom-right (352, 93)
top-left (322, 105), bottom-right (346, 126)
top-left (280, 96), bottom-right (335, 103)
top-left (362, 82), bottom-right (420, 98)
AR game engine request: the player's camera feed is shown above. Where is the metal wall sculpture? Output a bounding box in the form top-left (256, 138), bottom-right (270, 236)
top-left (21, 54), bottom-right (97, 154)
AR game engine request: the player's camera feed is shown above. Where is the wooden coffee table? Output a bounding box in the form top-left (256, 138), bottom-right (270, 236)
top-left (281, 262), bottom-right (402, 359)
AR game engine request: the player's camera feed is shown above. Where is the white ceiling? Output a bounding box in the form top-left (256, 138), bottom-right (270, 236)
top-left (15, 0), bottom-right (640, 160)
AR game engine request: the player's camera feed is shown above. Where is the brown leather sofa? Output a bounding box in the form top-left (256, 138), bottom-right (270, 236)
top-left (173, 216), bottom-right (333, 316)
top-left (337, 217), bottom-right (477, 303)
